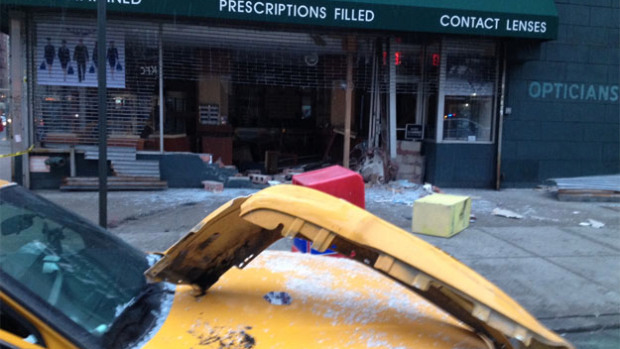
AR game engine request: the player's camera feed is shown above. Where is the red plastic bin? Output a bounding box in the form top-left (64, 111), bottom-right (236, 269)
top-left (292, 165), bottom-right (365, 209)
top-left (291, 165), bottom-right (365, 256)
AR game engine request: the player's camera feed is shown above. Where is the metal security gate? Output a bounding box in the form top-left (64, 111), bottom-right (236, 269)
top-left (31, 14), bottom-right (456, 160)
top-left (160, 24), bottom-right (377, 133)
top-left (158, 24), bottom-right (385, 161)
top-left (161, 24), bottom-right (380, 89)
top-left (32, 15), bottom-right (159, 147)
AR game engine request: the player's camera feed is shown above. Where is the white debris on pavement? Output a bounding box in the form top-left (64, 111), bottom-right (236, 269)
top-left (530, 215), bottom-right (561, 222)
top-left (579, 219), bottom-right (605, 228)
top-left (365, 181), bottom-right (426, 206)
top-left (491, 208), bottom-right (524, 219)
top-left (139, 188), bottom-right (257, 206)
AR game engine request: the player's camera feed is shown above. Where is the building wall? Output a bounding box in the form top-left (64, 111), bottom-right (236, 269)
top-left (424, 143), bottom-right (497, 188)
top-left (501, 0), bottom-right (619, 187)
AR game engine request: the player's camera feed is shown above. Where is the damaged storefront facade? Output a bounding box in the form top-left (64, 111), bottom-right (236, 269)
top-left (1, 0), bottom-right (617, 189)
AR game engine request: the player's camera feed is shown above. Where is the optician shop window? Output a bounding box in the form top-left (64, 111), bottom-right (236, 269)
top-left (438, 39), bottom-right (498, 143)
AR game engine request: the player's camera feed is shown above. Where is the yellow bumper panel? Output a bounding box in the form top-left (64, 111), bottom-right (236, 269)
top-left (147, 185), bottom-right (574, 349)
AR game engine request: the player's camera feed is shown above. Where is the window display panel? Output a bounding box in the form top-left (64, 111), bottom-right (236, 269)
top-left (441, 41), bottom-right (497, 142)
top-left (443, 96), bottom-right (492, 141)
top-left (36, 23), bottom-right (126, 89)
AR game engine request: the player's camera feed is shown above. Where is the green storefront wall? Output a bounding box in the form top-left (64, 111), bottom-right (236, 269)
top-left (2, 0), bottom-right (558, 39)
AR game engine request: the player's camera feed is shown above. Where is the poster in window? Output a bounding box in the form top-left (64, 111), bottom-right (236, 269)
top-left (36, 23), bottom-right (125, 88)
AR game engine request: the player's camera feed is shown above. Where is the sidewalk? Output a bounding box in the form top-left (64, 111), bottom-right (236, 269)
top-left (366, 187), bottom-right (620, 341)
top-left (37, 185), bottom-right (620, 348)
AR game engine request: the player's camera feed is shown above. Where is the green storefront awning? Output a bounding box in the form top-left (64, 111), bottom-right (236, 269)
top-left (1, 0), bottom-right (558, 39)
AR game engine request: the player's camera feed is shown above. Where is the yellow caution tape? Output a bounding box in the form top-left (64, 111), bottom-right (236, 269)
top-left (0, 144), bottom-right (35, 158)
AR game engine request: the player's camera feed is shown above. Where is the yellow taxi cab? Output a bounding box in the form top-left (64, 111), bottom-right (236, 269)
top-left (0, 180), bottom-right (574, 349)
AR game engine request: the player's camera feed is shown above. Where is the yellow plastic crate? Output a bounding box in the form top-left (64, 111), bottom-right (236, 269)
top-left (412, 193), bottom-right (471, 238)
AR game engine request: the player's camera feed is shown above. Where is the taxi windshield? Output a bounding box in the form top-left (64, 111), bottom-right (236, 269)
top-left (0, 184), bottom-right (149, 337)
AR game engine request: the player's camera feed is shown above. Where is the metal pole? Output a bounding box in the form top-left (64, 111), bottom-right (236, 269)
top-left (97, 0), bottom-right (108, 228)
top-left (496, 47), bottom-right (507, 190)
top-left (367, 43), bottom-right (376, 144)
top-left (9, 16), bottom-right (26, 186)
top-left (343, 52), bottom-right (353, 168)
top-left (158, 24), bottom-right (164, 153)
top-left (388, 38), bottom-right (397, 159)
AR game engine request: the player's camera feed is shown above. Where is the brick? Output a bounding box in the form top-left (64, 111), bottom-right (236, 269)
top-left (517, 141), bottom-right (602, 162)
top-left (566, 63), bottom-right (608, 83)
top-left (518, 102), bottom-right (562, 122)
top-left (398, 164), bottom-right (416, 174)
top-left (249, 173), bottom-right (272, 184)
top-left (559, 103), bottom-right (608, 123)
top-left (590, 6), bottom-right (619, 28)
top-left (396, 154), bottom-right (422, 165)
top-left (557, 4), bottom-right (591, 26)
top-left (589, 46), bottom-right (619, 66)
top-left (564, 26), bottom-right (607, 46)
top-left (545, 43), bottom-right (590, 63)
top-left (512, 61), bottom-right (567, 80)
top-left (583, 123), bottom-right (620, 142)
top-left (396, 140), bottom-right (421, 154)
top-left (540, 122), bottom-right (584, 141)
top-left (503, 120), bottom-right (542, 141)
top-left (202, 180), bottom-right (224, 192)
top-left (602, 143), bottom-right (620, 162)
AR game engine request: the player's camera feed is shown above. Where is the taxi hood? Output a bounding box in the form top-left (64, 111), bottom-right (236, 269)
top-left (146, 185), bottom-right (574, 349)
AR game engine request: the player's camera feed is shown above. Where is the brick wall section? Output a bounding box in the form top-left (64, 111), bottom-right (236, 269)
top-left (501, 0), bottom-right (619, 187)
top-left (396, 141), bottom-right (424, 184)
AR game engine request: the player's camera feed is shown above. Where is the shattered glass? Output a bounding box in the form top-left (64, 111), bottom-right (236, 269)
top-left (0, 185), bottom-right (149, 337)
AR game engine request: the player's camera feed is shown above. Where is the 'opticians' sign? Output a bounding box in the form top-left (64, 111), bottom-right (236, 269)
top-left (528, 81), bottom-right (619, 103)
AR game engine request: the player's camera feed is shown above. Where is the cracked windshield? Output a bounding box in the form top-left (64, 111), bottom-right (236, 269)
top-left (0, 185), bottom-right (150, 337)
top-left (0, 0), bottom-right (617, 349)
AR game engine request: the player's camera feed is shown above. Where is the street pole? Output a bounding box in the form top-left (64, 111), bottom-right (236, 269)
top-left (97, 0), bottom-right (108, 228)
top-left (343, 52), bottom-right (353, 169)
